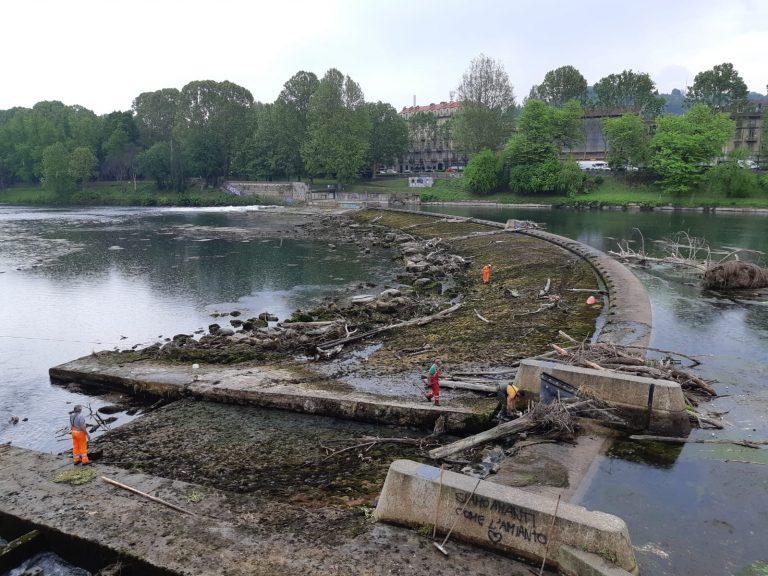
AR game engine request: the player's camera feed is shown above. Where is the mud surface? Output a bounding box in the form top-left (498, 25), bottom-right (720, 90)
top-left (94, 399), bottom-right (432, 506)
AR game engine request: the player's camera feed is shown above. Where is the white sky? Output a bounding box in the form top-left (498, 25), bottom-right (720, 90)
top-left (1, 0), bottom-right (766, 114)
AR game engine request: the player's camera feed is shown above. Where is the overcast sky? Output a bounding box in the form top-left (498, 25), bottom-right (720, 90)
top-left (2, 0), bottom-right (766, 114)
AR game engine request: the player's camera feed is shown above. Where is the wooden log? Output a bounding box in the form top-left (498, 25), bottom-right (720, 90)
top-left (428, 414), bottom-right (536, 460)
top-left (429, 400), bottom-right (594, 460)
top-left (101, 476), bottom-right (196, 515)
top-left (317, 302), bottom-right (462, 352)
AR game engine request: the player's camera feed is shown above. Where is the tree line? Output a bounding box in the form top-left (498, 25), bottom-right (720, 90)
top-left (0, 57), bottom-right (764, 196)
top-left (456, 56), bottom-right (767, 198)
top-left (0, 69), bottom-right (409, 193)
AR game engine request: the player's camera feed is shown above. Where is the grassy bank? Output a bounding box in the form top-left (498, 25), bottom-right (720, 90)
top-left (0, 182), bottom-right (266, 207)
top-left (352, 175), bottom-right (768, 209)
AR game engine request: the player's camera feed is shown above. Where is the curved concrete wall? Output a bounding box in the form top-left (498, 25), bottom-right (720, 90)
top-left (373, 208), bottom-right (652, 350)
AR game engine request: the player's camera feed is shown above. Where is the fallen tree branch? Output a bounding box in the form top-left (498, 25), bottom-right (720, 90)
top-left (473, 309), bottom-right (492, 324)
top-left (101, 476), bottom-right (196, 515)
top-left (316, 302), bottom-right (462, 353)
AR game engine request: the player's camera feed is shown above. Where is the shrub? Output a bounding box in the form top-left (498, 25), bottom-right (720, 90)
top-left (761, 173), bottom-right (768, 193)
top-left (706, 161), bottom-right (760, 198)
top-left (556, 161), bottom-right (585, 196)
top-left (464, 149), bottom-right (501, 195)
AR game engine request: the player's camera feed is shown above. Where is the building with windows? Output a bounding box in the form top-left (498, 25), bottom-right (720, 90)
top-left (398, 101), bottom-right (466, 172)
top-left (726, 103), bottom-right (766, 162)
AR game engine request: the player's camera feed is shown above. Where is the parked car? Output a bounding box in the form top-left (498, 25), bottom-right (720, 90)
top-left (577, 160), bottom-right (611, 171)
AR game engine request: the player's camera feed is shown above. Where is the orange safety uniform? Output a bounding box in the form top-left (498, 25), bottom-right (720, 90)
top-left (70, 411), bottom-right (90, 464)
top-left (482, 265), bottom-right (491, 284)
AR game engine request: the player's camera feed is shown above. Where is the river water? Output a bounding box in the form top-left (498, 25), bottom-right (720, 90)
top-left (421, 204), bottom-right (768, 576)
top-left (0, 205), bottom-right (392, 452)
top-left (1, 203), bottom-right (767, 575)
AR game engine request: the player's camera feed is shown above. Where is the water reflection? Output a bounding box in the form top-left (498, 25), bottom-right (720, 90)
top-left (0, 207), bottom-right (393, 452)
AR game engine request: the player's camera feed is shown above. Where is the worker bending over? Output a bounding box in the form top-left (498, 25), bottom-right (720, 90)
top-left (69, 405), bottom-right (91, 465)
top-left (425, 360), bottom-right (442, 406)
top-left (482, 264), bottom-right (492, 284)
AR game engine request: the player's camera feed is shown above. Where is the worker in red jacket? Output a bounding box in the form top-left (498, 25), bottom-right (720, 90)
top-left (425, 360), bottom-right (442, 406)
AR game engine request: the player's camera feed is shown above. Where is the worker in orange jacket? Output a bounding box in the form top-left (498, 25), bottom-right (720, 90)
top-left (482, 264), bottom-right (492, 284)
top-left (69, 405), bottom-right (91, 465)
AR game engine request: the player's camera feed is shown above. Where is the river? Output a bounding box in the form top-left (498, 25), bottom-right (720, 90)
top-left (0, 205), bottom-right (392, 451)
top-left (2, 203), bottom-right (767, 575)
top-left (421, 204), bottom-right (768, 576)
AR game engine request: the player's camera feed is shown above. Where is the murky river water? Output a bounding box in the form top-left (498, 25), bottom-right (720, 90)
top-left (1, 203), bottom-right (767, 575)
top-left (422, 204), bottom-right (768, 576)
top-left (0, 206), bottom-right (392, 452)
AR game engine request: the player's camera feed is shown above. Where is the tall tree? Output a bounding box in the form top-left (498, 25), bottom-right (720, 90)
top-left (41, 142), bottom-right (73, 193)
top-left (68, 146), bottom-right (98, 189)
top-left (650, 104), bottom-right (734, 194)
top-left (594, 70), bottom-right (664, 118)
top-left (685, 63), bottom-right (749, 111)
top-left (453, 54), bottom-right (516, 153)
top-left (529, 65), bottom-right (588, 106)
top-left (132, 89), bottom-right (181, 145)
top-left (502, 99), bottom-right (584, 196)
top-left (177, 80), bottom-right (254, 186)
top-left (302, 69), bottom-right (371, 182)
top-left (365, 101), bottom-right (408, 175)
top-left (602, 114), bottom-right (650, 170)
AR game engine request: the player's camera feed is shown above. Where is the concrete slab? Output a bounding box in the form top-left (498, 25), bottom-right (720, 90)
top-left (374, 459), bottom-right (637, 573)
top-left (49, 355), bottom-right (493, 433)
top-left (558, 545), bottom-right (635, 576)
top-left (0, 446), bottom-right (553, 576)
top-left (514, 359), bottom-right (690, 436)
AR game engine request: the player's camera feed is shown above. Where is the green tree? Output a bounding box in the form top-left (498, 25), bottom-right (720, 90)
top-left (177, 80), bottom-right (254, 186)
top-left (650, 104), bottom-right (735, 194)
top-left (132, 89), bottom-right (181, 145)
top-left (365, 102), bottom-right (408, 175)
top-left (594, 70), bottom-right (664, 118)
top-left (686, 63), bottom-right (748, 111)
top-left (137, 141), bottom-right (172, 189)
top-left (602, 114), bottom-right (650, 170)
top-left (271, 71), bottom-right (320, 178)
top-left (68, 146), bottom-right (98, 189)
top-left (464, 149), bottom-right (501, 195)
top-left (453, 54), bottom-right (515, 153)
top-left (529, 65), bottom-right (588, 106)
top-left (502, 99), bottom-right (584, 195)
top-left (302, 69), bottom-right (371, 182)
top-left (41, 142), bottom-right (73, 193)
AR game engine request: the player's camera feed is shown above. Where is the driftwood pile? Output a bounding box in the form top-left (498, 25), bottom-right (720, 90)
top-left (702, 261), bottom-right (768, 290)
top-left (609, 229), bottom-right (767, 291)
top-left (428, 397), bottom-right (610, 460)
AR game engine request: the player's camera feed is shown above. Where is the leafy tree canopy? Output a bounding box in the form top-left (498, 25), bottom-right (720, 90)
top-left (594, 70), bottom-right (664, 118)
top-left (529, 65), bottom-right (588, 107)
top-left (686, 62), bottom-right (749, 112)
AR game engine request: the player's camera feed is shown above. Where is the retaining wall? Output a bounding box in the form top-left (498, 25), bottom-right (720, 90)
top-left (375, 460), bottom-right (638, 574)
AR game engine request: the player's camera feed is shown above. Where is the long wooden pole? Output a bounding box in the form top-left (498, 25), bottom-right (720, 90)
top-left (101, 476), bottom-right (196, 516)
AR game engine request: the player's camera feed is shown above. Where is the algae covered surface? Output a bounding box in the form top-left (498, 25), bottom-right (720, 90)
top-left (94, 399), bottom-right (430, 507)
top-left (353, 209), bottom-right (601, 370)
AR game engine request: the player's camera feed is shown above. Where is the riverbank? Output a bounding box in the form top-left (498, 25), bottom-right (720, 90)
top-left (349, 176), bottom-right (768, 210)
top-left (0, 182), bottom-right (265, 207)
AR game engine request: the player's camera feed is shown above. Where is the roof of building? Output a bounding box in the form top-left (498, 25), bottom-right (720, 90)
top-left (400, 101), bottom-right (461, 114)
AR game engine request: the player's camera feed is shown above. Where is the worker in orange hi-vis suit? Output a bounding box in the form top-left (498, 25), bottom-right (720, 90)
top-left (69, 405), bottom-right (91, 465)
top-left (482, 264), bottom-right (492, 284)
